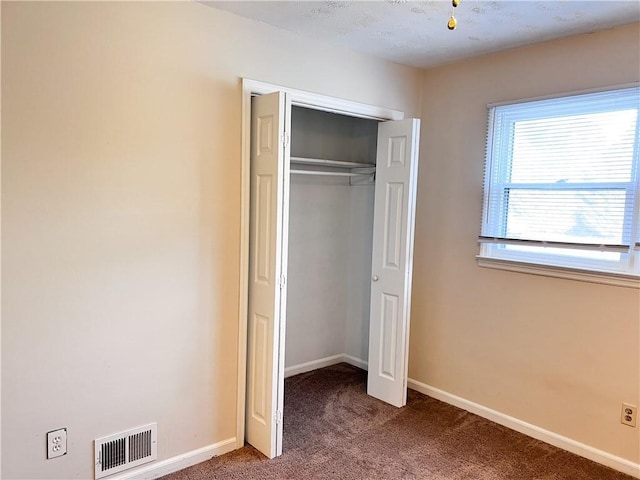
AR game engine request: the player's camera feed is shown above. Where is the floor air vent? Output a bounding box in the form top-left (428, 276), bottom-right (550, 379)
top-left (94, 423), bottom-right (157, 479)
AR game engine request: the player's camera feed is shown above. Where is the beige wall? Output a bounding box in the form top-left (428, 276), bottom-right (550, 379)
top-left (410, 22), bottom-right (640, 463)
top-left (3, 1), bottom-right (638, 478)
top-left (0, 2), bottom-right (421, 478)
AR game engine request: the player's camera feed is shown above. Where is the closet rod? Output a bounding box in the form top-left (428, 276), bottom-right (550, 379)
top-left (290, 156), bottom-right (374, 169)
top-left (290, 169), bottom-right (373, 178)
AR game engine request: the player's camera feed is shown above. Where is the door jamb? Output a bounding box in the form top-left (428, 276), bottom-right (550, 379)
top-left (237, 78), bottom-right (404, 449)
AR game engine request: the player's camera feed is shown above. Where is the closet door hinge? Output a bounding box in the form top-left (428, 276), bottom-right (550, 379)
top-left (279, 274), bottom-right (286, 289)
top-left (281, 132), bottom-right (290, 148)
top-left (274, 410), bottom-right (283, 425)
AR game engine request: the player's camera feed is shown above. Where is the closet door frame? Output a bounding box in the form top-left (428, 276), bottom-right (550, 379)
top-left (237, 78), bottom-right (404, 450)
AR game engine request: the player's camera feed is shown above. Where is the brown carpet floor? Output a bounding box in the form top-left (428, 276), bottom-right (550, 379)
top-left (162, 363), bottom-right (635, 479)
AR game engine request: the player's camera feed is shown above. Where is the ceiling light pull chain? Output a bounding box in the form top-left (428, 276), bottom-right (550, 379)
top-left (448, 0), bottom-right (460, 30)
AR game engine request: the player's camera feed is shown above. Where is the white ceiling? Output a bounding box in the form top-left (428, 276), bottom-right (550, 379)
top-left (205, 1), bottom-right (640, 68)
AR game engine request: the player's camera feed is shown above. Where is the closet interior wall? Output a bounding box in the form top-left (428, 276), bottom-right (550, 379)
top-left (285, 106), bottom-right (380, 372)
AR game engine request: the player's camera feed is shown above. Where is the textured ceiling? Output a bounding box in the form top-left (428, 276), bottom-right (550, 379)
top-left (205, 1), bottom-right (640, 68)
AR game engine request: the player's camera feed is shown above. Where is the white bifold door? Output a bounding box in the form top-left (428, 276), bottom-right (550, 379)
top-left (247, 91), bottom-right (419, 458)
top-left (367, 119), bottom-right (420, 408)
top-left (246, 91), bottom-right (290, 458)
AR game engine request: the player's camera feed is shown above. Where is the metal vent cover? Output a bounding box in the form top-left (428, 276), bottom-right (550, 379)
top-left (94, 423), bottom-right (157, 479)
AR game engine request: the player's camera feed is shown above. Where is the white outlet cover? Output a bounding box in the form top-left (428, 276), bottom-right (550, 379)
top-left (47, 428), bottom-right (67, 459)
top-left (621, 403), bottom-right (637, 428)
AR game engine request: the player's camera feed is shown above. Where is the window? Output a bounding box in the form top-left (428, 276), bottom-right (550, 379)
top-left (478, 86), bottom-right (640, 283)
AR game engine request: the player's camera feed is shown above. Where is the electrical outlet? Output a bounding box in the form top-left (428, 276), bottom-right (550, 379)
top-left (621, 403), bottom-right (637, 427)
top-left (47, 428), bottom-right (67, 459)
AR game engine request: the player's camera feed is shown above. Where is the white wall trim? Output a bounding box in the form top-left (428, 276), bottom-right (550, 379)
top-left (342, 354), bottom-right (368, 371)
top-left (242, 78), bottom-right (404, 121)
top-left (487, 81), bottom-right (640, 108)
top-left (285, 354), bottom-right (368, 378)
top-left (285, 354), bottom-right (345, 378)
top-left (408, 379), bottom-right (640, 479)
top-left (110, 437), bottom-right (237, 480)
top-left (236, 76), bottom-right (251, 451)
top-left (476, 256), bottom-right (640, 289)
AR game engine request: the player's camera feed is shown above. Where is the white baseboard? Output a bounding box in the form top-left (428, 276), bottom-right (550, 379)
top-left (342, 354), bottom-right (368, 371)
top-left (111, 437), bottom-right (237, 480)
top-left (408, 378), bottom-right (640, 479)
top-left (285, 354), bottom-right (368, 378)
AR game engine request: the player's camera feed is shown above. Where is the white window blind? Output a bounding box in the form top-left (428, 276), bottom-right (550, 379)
top-left (479, 86), bottom-right (640, 278)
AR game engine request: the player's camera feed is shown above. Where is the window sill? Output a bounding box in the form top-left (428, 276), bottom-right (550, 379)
top-left (476, 256), bottom-right (640, 289)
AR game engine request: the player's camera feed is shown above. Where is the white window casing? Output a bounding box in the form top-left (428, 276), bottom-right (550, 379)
top-left (478, 85), bottom-right (640, 287)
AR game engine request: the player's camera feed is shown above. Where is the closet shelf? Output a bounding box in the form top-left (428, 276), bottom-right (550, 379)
top-left (291, 156), bottom-right (375, 169)
top-left (290, 169), bottom-right (373, 178)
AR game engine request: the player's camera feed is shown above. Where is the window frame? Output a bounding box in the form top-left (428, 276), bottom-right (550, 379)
top-left (477, 84), bottom-right (640, 288)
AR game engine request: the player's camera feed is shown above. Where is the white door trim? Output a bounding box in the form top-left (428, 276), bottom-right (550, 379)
top-left (237, 78), bottom-right (405, 449)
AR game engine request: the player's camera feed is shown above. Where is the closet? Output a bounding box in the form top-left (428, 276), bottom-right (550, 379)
top-left (286, 106), bottom-right (378, 377)
top-left (246, 88), bottom-right (420, 460)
